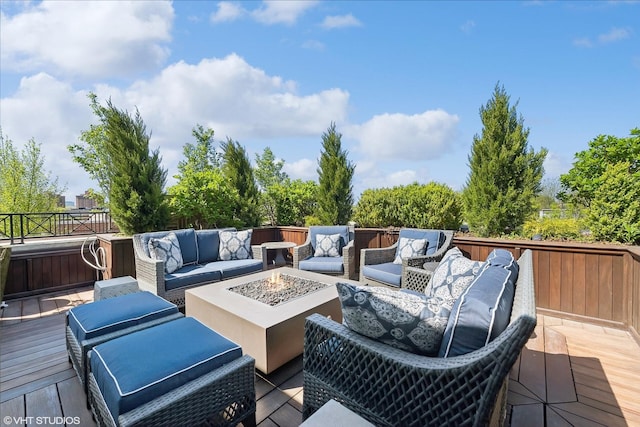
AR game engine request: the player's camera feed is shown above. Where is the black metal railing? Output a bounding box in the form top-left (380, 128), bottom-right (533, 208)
top-left (0, 211), bottom-right (119, 244)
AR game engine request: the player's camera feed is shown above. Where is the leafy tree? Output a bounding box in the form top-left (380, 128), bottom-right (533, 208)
top-left (264, 179), bottom-right (318, 226)
top-left (254, 147), bottom-right (288, 190)
top-left (316, 123), bottom-right (355, 225)
top-left (178, 125), bottom-right (220, 174)
top-left (221, 138), bottom-right (261, 227)
top-left (0, 130), bottom-right (65, 213)
top-left (353, 183), bottom-right (462, 230)
top-left (85, 97), bottom-right (168, 234)
top-left (586, 161), bottom-right (640, 244)
top-left (559, 128), bottom-right (640, 207)
top-left (68, 93), bottom-right (112, 202)
top-left (462, 83), bottom-right (547, 236)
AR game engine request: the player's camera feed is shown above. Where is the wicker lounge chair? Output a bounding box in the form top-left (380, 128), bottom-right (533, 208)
top-left (359, 228), bottom-right (454, 288)
top-left (293, 225), bottom-right (356, 280)
top-left (303, 249), bottom-right (536, 427)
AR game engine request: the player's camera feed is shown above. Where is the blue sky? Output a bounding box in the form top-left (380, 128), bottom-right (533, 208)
top-left (1, 1), bottom-right (638, 204)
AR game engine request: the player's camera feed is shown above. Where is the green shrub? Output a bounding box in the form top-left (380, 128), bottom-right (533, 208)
top-left (522, 217), bottom-right (585, 241)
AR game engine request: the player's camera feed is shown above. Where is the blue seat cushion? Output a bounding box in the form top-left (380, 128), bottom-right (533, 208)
top-left (214, 259), bottom-right (263, 279)
top-left (90, 317), bottom-right (242, 422)
top-left (164, 264), bottom-right (222, 291)
top-left (438, 258), bottom-right (518, 357)
top-left (361, 262), bottom-right (402, 287)
top-left (299, 256), bottom-right (344, 274)
top-left (68, 291), bottom-right (179, 342)
top-left (397, 229), bottom-right (443, 256)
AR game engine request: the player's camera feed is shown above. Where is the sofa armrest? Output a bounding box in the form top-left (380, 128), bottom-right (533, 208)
top-left (251, 245), bottom-right (268, 271)
top-left (132, 235), bottom-right (166, 299)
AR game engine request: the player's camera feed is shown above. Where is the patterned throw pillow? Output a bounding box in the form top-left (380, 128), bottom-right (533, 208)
top-left (425, 247), bottom-right (485, 310)
top-left (336, 282), bottom-right (450, 356)
top-left (148, 232), bottom-right (184, 274)
top-left (219, 229), bottom-right (253, 261)
top-left (314, 233), bottom-right (341, 257)
top-left (393, 237), bottom-right (428, 264)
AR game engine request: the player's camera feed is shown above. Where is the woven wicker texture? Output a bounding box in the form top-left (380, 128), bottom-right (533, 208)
top-left (304, 249), bottom-right (536, 427)
top-left (88, 354), bottom-right (256, 427)
top-left (359, 229), bottom-right (454, 288)
top-left (133, 233), bottom-right (267, 307)
top-left (293, 228), bottom-right (356, 280)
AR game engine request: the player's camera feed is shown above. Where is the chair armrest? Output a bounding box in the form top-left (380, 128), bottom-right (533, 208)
top-left (401, 266), bottom-right (433, 293)
top-left (293, 236), bottom-right (313, 269)
top-left (252, 245), bottom-right (268, 270)
top-left (360, 244), bottom-right (397, 267)
top-left (342, 240), bottom-right (356, 280)
top-left (132, 236), bottom-right (166, 299)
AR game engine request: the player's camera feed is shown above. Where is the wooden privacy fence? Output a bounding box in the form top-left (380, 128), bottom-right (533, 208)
top-left (3, 226), bottom-right (639, 344)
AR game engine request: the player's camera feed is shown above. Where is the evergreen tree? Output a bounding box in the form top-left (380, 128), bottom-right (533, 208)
top-left (254, 147), bottom-right (288, 190)
top-left (221, 138), bottom-right (261, 227)
top-left (177, 125), bottom-right (220, 175)
top-left (101, 99), bottom-right (168, 234)
top-left (316, 123), bottom-right (355, 225)
top-left (462, 84), bottom-right (547, 236)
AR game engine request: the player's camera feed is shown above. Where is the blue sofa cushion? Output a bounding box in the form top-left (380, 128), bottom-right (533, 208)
top-left (68, 291), bottom-right (179, 342)
top-left (314, 233), bottom-right (342, 257)
top-left (214, 259), bottom-right (264, 279)
top-left (425, 247), bottom-right (485, 310)
top-left (299, 256), bottom-right (344, 274)
top-left (397, 229), bottom-right (443, 257)
top-left (337, 282), bottom-right (450, 356)
top-left (195, 229), bottom-right (223, 263)
top-left (148, 232), bottom-right (183, 274)
top-left (90, 317), bottom-right (242, 421)
top-left (219, 229), bottom-right (253, 261)
top-left (164, 264), bottom-right (222, 291)
top-left (393, 237), bottom-right (427, 264)
top-left (309, 226), bottom-right (349, 253)
top-left (361, 262), bottom-right (402, 287)
top-left (171, 228), bottom-right (198, 265)
top-left (438, 251), bottom-right (518, 357)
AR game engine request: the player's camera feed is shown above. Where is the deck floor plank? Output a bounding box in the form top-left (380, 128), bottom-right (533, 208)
top-left (25, 384), bottom-right (63, 427)
top-left (2, 290), bottom-right (639, 427)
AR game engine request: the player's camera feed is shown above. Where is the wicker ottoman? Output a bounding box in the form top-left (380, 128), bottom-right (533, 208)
top-left (88, 317), bottom-right (256, 427)
top-left (66, 291), bottom-right (183, 395)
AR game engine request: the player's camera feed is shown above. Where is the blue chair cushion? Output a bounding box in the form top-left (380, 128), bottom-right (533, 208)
top-left (214, 259), bottom-right (264, 279)
top-left (299, 256), bottom-right (344, 274)
top-left (164, 264), bottom-right (222, 291)
top-left (397, 229), bottom-right (443, 257)
top-left (438, 252), bottom-right (518, 357)
top-left (337, 282), bottom-right (450, 356)
top-left (309, 226), bottom-right (350, 253)
top-left (90, 317), bottom-right (242, 422)
top-left (67, 291), bottom-right (179, 342)
top-left (361, 262), bottom-right (402, 287)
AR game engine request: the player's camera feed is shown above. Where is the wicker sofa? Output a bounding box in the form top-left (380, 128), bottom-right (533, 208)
top-left (303, 249), bottom-right (536, 427)
top-left (133, 228), bottom-right (267, 306)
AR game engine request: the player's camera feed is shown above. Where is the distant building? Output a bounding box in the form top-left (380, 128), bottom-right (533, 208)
top-left (56, 195), bottom-right (66, 208)
top-left (76, 192), bottom-right (97, 209)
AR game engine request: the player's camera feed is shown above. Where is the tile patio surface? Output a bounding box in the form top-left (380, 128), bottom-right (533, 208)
top-left (1, 287), bottom-right (639, 426)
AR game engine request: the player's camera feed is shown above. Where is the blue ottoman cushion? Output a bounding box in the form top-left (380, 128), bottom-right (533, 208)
top-left (361, 262), bottom-right (402, 287)
top-left (68, 291), bottom-right (179, 342)
top-left (90, 317), bottom-right (243, 421)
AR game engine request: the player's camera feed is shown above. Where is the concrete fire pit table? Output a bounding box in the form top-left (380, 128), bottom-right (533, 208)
top-left (186, 267), bottom-right (360, 374)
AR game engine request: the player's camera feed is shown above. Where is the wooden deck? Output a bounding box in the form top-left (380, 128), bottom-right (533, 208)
top-left (1, 288), bottom-right (639, 427)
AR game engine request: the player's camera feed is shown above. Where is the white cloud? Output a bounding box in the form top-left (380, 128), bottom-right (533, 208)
top-left (598, 27), bottom-right (632, 44)
top-left (543, 151), bottom-right (571, 178)
top-left (321, 14), bottom-right (362, 29)
top-left (210, 2), bottom-right (246, 23)
top-left (460, 20), bottom-right (475, 33)
top-left (0, 1), bottom-right (173, 78)
top-left (302, 40), bottom-right (326, 51)
top-left (573, 37), bottom-right (593, 48)
top-left (252, 0), bottom-right (319, 25)
top-left (0, 54), bottom-right (350, 200)
top-left (350, 110), bottom-right (459, 161)
top-left (284, 158), bottom-right (317, 181)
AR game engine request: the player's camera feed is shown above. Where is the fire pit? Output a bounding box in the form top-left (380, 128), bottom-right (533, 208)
top-left (228, 271), bottom-right (329, 306)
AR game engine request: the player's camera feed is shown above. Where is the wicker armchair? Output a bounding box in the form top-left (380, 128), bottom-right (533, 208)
top-left (293, 225), bottom-right (355, 280)
top-left (359, 229), bottom-right (454, 288)
top-left (303, 249), bottom-right (536, 427)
